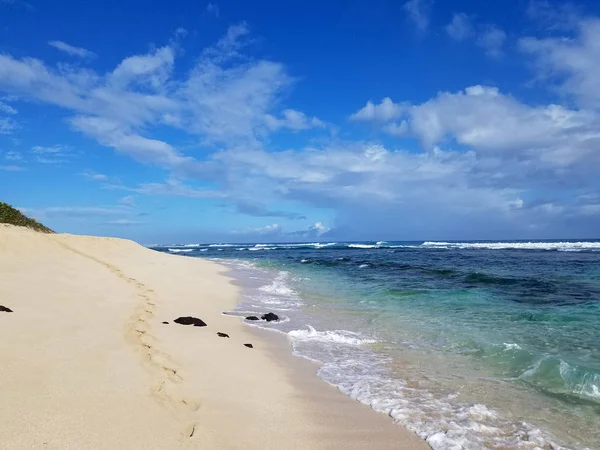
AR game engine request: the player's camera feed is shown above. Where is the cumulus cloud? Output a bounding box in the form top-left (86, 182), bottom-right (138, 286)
top-left (351, 85), bottom-right (600, 168)
top-left (520, 18), bottom-right (600, 109)
top-left (350, 98), bottom-right (406, 122)
top-left (48, 41), bottom-right (96, 59)
top-left (265, 109), bottom-right (325, 132)
top-left (0, 24), bottom-right (324, 170)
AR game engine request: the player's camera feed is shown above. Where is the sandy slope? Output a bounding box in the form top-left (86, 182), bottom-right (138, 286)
top-left (0, 225), bottom-right (428, 449)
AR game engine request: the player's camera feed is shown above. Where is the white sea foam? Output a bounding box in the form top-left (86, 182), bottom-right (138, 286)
top-left (200, 248), bottom-right (209, 252)
top-left (259, 272), bottom-right (296, 296)
top-left (358, 264), bottom-right (369, 268)
top-left (288, 326), bottom-right (377, 346)
top-left (168, 248), bottom-right (194, 253)
top-left (348, 244), bottom-right (378, 249)
top-left (422, 241), bottom-right (600, 251)
top-left (225, 258), bottom-right (577, 450)
top-left (313, 355), bottom-right (570, 450)
top-left (208, 243), bottom-right (236, 247)
top-left (503, 343), bottom-right (522, 351)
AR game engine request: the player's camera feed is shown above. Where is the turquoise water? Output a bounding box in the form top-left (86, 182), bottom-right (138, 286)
top-left (152, 241), bottom-right (600, 449)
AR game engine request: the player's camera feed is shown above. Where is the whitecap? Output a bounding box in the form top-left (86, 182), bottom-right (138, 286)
top-left (288, 325), bottom-right (377, 346)
top-left (422, 241), bottom-right (600, 251)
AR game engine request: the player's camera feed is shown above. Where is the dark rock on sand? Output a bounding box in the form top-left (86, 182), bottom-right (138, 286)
top-left (0, 305), bottom-right (12, 313)
top-left (245, 316), bottom-right (259, 321)
top-left (261, 312), bottom-right (279, 322)
top-left (244, 343), bottom-right (253, 348)
top-left (174, 316), bottom-right (207, 327)
top-left (217, 332), bottom-right (230, 338)
top-left (162, 321), bottom-right (169, 324)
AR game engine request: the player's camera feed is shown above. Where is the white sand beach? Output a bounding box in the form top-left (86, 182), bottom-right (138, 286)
top-left (0, 224), bottom-right (428, 449)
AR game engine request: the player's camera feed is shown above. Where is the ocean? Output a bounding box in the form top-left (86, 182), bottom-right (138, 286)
top-left (150, 241), bottom-right (600, 450)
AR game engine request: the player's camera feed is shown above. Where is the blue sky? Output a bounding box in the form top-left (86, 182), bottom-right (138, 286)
top-left (1, 0), bottom-right (600, 243)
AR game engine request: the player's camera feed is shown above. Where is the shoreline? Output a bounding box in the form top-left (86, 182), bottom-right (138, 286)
top-left (0, 225), bottom-right (428, 449)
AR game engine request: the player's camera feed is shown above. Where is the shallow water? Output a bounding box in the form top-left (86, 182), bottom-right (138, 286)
top-left (151, 241), bottom-right (600, 449)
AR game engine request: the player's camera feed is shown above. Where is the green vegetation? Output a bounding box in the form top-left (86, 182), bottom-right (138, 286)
top-left (0, 202), bottom-right (54, 233)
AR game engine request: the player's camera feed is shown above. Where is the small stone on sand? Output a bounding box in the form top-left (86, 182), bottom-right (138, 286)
top-left (174, 316), bottom-right (207, 327)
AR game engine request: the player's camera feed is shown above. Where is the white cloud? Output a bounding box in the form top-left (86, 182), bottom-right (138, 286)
top-left (23, 206), bottom-right (128, 218)
top-left (32, 144), bottom-right (69, 154)
top-left (31, 144), bottom-right (76, 164)
top-left (265, 109), bottom-right (325, 131)
top-left (0, 116), bottom-right (18, 134)
top-left (476, 25), bottom-right (507, 58)
top-left (2, 19), bottom-right (600, 239)
top-left (446, 13), bottom-right (474, 41)
top-left (403, 0), bottom-right (432, 32)
top-left (309, 221), bottom-right (328, 236)
top-left (350, 85), bottom-right (600, 167)
top-left (0, 25), bottom-right (323, 168)
top-left (20, 204), bottom-right (148, 227)
top-left (82, 170), bottom-right (108, 181)
top-left (119, 195), bottom-right (136, 207)
top-left (104, 219), bottom-right (145, 226)
top-left (231, 222), bottom-right (330, 239)
top-left (519, 18), bottom-right (600, 109)
top-left (0, 99), bottom-right (17, 114)
top-left (123, 177), bottom-right (224, 199)
top-left (0, 0), bottom-right (33, 10)
top-left (350, 97), bottom-right (406, 122)
top-left (48, 41), bottom-right (96, 59)
top-left (526, 0), bottom-right (581, 31)
top-left (109, 46), bottom-right (174, 89)
top-left (232, 223), bottom-right (282, 235)
top-left (206, 2), bottom-right (219, 18)
top-left (4, 150), bottom-right (21, 161)
top-left (0, 164), bottom-right (23, 171)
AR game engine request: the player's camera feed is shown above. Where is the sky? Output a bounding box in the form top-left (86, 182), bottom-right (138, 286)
top-left (1, 0), bottom-right (600, 243)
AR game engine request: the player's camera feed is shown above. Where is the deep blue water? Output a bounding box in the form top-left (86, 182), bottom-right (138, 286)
top-left (151, 241), bottom-right (600, 449)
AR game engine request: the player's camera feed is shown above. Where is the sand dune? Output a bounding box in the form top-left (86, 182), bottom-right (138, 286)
top-left (0, 225), bottom-right (427, 449)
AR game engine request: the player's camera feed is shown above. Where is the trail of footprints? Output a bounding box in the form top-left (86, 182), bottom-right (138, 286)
top-left (53, 240), bottom-right (200, 440)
